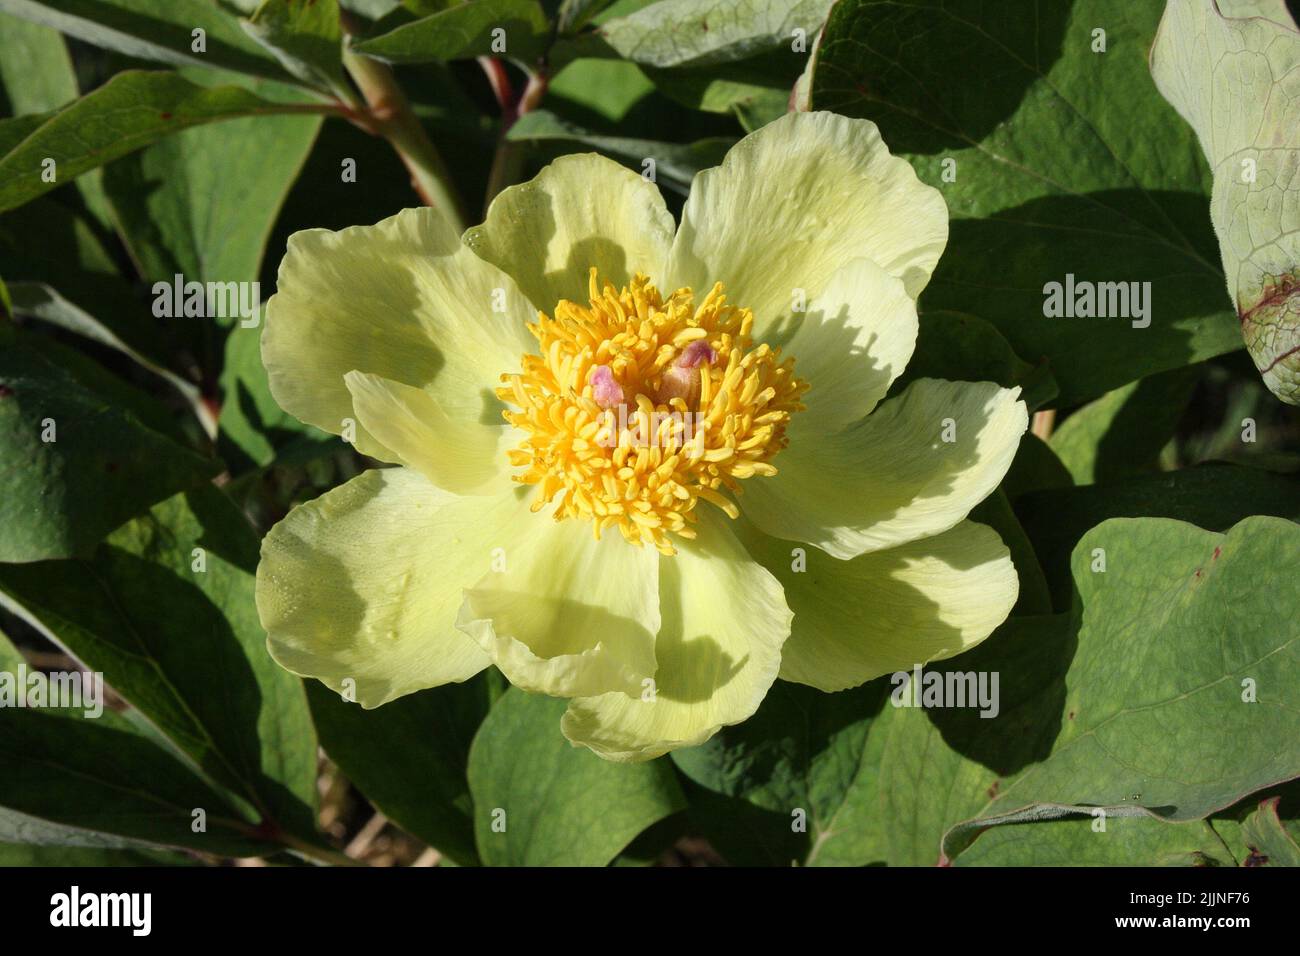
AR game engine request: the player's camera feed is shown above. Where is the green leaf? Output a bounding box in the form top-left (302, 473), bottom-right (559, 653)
top-left (952, 815), bottom-right (1236, 866)
top-left (546, 58), bottom-right (654, 122)
top-left (0, 0), bottom-right (296, 83)
top-left (0, 487), bottom-right (320, 842)
top-left (0, 706), bottom-right (276, 856)
top-left (0, 328), bottom-right (219, 562)
top-left (0, 10), bottom-right (76, 112)
top-left (944, 516), bottom-right (1300, 857)
top-left (8, 281), bottom-right (203, 416)
top-left (0, 842), bottom-right (194, 865)
top-left (467, 689), bottom-right (685, 865)
top-left (637, 50), bottom-right (803, 130)
top-left (1151, 0), bottom-right (1300, 403)
top-left (308, 679), bottom-right (487, 865)
top-left (0, 70), bottom-right (326, 214)
top-left (243, 0), bottom-right (348, 95)
top-left (594, 0), bottom-right (831, 68)
top-left (969, 490), bottom-right (1052, 616)
top-left (1014, 463), bottom-right (1300, 608)
top-left (558, 0), bottom-right (613, 34)
top-left (1239, 797), bottom-right (1300, 866)
top-left (351, 0), bottom-right (551, 64)
top-left (101, 85), bottom-right (321, 291)
top-left (1001, 433), bottom-right (1075, 502)
top-left (0, 12), bottom-right (114, 228)
top-left (870, 615), bottom-right (1072, 865)
top-left (894, 309), bottom-right (1059, 411)
top-left (810, 0), bottom-right (1243, 405)
top-left (506, 109), bottom-right (733, 192)
top-left (217, 317), bottom-right (336, 472)
top-left (0, 630), bottom-right (274, 856)
top-left (672, 680), bottom-right (891, 866)
top-left (1049, 365), bottom-right (1201, 484)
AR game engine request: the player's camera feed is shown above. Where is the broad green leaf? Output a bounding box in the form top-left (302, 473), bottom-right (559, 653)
top-left (1151, 0), bottom-right (1300, 403)
top-left (243, 0), bottom-right (348, 95)
top-left (0, 115), bottom-right (47, 157)
top-left (351, 0), bottom-right (551, 64)
top-left (811, 0), bottom-right (1242, 405)
top-left (595, 0), bottom-right (832, 68)
top-left (943, 516), bottom-right (1300, 857)
top-left (637, 50), bottom-right (806, 130)
top-left (1209, 779), bottom-right (1300, 863)
top-left (893, 309), bottom-right (1059, 411)
top-left (101, 87), bottom-right (321, 292)
top-left (0, 709), bottom-right (278, 856)
top-left (217, 315), bottom-right (336, 472)
top-left (506, 109), bottom-right (732, 191)
top-left (547, 58), bottom-right (654, 122)
top-left (8, 281), bottom-right (203, 418)
top-left (558, 0), bottom-right (612, 33)
top-left (1001, 433), bottom-right (1075, 502)
top-left (969, 491), bottom-right (1052, 615)
top-left (1014, 462), bottom-right (1300, 607)
top-left (0, 630), bottom-right (272, 857)
top-left (307, 679), bottom-right (487, 865)
top-left (0, 328), bottom-right (219, 562)
top-left (1239, 797), bottom-right (1300, 866)
top-left (15, 322), bottom-right (192, 443)
top-left (870, 615), bottom-right (1072, 865)
top-left (0, 843), bottom-right (194, 865)
top-left (682, 514), bottom-right (1300, 867)
top-left (0, 12), bottom-right (114, 229)
top-left (0, 0), bottom-right (296, 83)
top-left (0, 487), bottom-right (321, 843)
top-left (953, 815), bottom-right (1236, 866)
top-left (467, 689), bottom-right (685, 865)
top-left (0, 11), bottom-right (76, 113)
top-left (1049, 366), bottom-right (1200, 484)
top-left (0, 188), bottom-right (118, 278)
top-left (0, 70), bottom-right (328, 214)
top-left (672, 680), bottom-right (891, 866)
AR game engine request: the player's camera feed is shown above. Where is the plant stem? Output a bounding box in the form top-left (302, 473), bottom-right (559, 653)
top-left (1031, 408), bottom-right (1056, 441)
top-left (339, 42), bottom-right (467, 230)
top-left (482, 62), bottom-right (548, 214)
top-left (277, 830), bottom-right (366, 868)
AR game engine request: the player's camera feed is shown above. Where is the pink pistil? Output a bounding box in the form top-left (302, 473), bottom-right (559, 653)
top-left (655, 341), bottom-right (717, 405)
top-left (589, 364), bottom-right (624, 409)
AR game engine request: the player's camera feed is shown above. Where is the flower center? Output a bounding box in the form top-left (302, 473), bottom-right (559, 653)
top-left (499, 269), bottom-right (808, 555)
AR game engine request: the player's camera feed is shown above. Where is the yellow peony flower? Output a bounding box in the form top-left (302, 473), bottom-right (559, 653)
top-left (255, 111), bottom-right (1028, 762)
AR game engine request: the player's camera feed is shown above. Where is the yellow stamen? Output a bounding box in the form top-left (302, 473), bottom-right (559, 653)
top-left (499, 270), bottom-right (808, 555)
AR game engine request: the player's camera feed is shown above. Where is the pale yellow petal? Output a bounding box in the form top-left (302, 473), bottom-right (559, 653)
top-left (263, 208), bottom-right (534, 460)
top-left (739, 518), bottom-right (1018, 692)
top-left (743, 378), bottom-right (1028, 559)
top-left (561, 508), bottom-right (791, 762)
top-left (774, 257), bottom-right (919, 436)
top-left (463, 153), bottom-right (676, 310)
top-left (257, 468), bottom-right (527, 708)
top-left (344, 371), bottom-right (513, 495)
top-left (456, 515), bottom-right (660, 699)
top-left (667, 111), bottom-right (947, 335)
